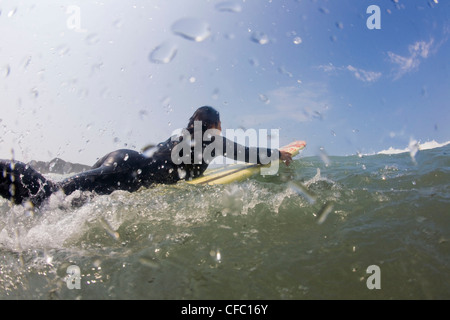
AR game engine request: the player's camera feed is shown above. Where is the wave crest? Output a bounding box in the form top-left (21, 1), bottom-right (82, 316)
top-left (377, 140), bottom-right (450, 155)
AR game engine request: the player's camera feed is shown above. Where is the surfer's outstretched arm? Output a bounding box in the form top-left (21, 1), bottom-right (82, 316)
top-left (0, 160), bottom-right (57, 206)
top-left (213, 135), bottom-right (292, 165)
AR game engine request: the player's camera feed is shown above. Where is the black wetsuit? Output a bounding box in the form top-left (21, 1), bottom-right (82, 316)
top-left (0, 134), bottom-right (280, 206)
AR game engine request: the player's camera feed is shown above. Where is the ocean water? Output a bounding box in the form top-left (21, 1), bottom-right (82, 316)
top-left (0, 143), bottom-right (449, 300)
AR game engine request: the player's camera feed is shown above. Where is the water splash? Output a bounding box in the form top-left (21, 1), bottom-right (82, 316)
top-left (171, 18), bottom-right (211, 42)
top-left (408, 139), bottom-right (419, 164)
top-left (1, 144), bottom-right (448, 299)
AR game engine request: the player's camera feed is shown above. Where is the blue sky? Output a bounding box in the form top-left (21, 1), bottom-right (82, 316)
top-left (0, 0), bottom-right (449, 164)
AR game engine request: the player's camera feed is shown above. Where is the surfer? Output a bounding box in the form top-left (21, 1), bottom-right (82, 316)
top-left (0, 106), bottom-right (292, 207)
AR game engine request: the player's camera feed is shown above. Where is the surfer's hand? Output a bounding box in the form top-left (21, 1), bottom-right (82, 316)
top-left (280, 151), bottom-right (292, 166)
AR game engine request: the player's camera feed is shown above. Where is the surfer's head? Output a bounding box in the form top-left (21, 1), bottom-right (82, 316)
top-left (187, 106), bottom-right (221, 134)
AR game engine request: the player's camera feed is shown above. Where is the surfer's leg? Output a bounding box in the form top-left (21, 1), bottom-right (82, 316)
top-left (59, 166), bottom-right (118, 196)
top-left (0, 160), bottom-right (57, 206)
top-left (59, 149), bottom-right (147, 196)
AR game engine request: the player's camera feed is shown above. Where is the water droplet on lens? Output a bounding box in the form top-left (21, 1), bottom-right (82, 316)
top-left (251, 31), bottom-right (270, 45)
top-left (288, 181), bottom-right (317, 204)
top-left (21, 56), bottom-right (32, 70)
top-left (85, 33), bottom-right (100, 45)
top-left (278, 66), bottom-right (293, 77)
top-left (139, 110), bottom-right (148, 120)
top-left (161, 95), bottom-right (171, 107)
top-left (293, 36), bottom-right (302, 44)
top-left (216, 250), bottom-right (222, 262)
top-left (1, 65), bottom-right (10, 78)
top-left (56, 44), bottom-right (70, 56)
top-left (139, 257), bottom-right (159, 269)
top-left (98, 217), bottom-right (120, 241)
top-left (259, 94), bottom-right (270, 104)
top-left (248, 57), bottom-right (259, 67)
top-left (149, 42), bottom-right (177, 64)
top-left (112, 19), bottom-right (123, 28)
top-left (8, 8), bottom-right (17, 18)
top-left (171, 18), bottom-right (211, 42)
top-left (318, 147), bottom-right (330, 166)
top-left (177, 168), bottom-right (187, 179)
top-left (30, 88), bottom-right (39, 99)
top-left (215, 1), bottom-right (242, 13)
top-left (428, 0), bottom-right (438, 8)
top-left (223, 33), bottom-right (235, 40)
top-left (313, 111), bottom-right (323, 120)
top-left (317, 201), bottom-right (334, 225)
top-left (212, 88), bottom-right (220, 100)
top-left (319, 7), bottom-right (330, 14)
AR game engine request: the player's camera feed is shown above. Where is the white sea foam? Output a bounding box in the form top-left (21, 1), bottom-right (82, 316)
top-left (377, 140), bottom-right (450, 155)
